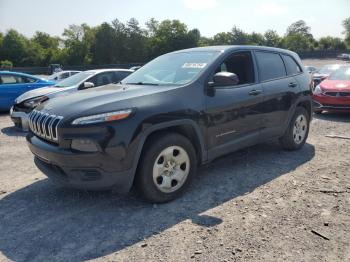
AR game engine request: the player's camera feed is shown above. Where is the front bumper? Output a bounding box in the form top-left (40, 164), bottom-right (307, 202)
top-left (10, 106), bottom-right (30, 131)
top-left (313, 94), bottom-right (350, 111)
top-left (27, 134), bottom-right (134, 192)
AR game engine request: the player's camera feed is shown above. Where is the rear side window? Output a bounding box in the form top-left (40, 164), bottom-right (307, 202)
top-left (90, 72), bottom-right (116, 86)
top-left (23, 76), bottom-right (37, 83)
top-left (282, 55), bottom-right (301, 75)
top-left (1, 75), bottom-right (18, 84)
top-left (114, 71), bottom-right (131, 82)
top-left (255, 52), bottom-right (286, 81)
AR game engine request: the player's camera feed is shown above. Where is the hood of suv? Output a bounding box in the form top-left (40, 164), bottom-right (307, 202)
top-left (15, 86), bottom-right (74, 104)
top-left (36, 83), bottom-right (176, 120)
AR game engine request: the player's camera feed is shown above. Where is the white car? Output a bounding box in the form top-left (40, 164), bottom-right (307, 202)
top-left (47, 70), bottom-right (81, 82)
top-left (11, 69), bottom-right (133, 130)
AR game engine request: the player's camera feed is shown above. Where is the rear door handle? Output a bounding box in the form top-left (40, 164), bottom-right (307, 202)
top-left (249, 90), bottom-right (262, 96)
top-left (288, 82), bottom-right (298, 88)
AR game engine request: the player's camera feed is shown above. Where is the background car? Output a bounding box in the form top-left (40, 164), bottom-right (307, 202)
top-left (0, 71), bottom-right (55, 111)
top-left (313, 65), bottom-right (350, 113)
top-left (10, 68), bottom-right (133, 130)
top-left (337, 53), bottom-right (350, 61)
top-left (47, 70), bottom-right (81, 82)
top-left (304, 65), bottom-right (317, 74)
top-left (48, 64), bottom-right (63, 74)
top-left (312, 64), bottom-right (342, 87)
top-left (129, 66), bottom-right (142, 71)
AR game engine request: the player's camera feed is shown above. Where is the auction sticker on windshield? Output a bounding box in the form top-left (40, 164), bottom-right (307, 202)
top-left (182, 63), bottom-right (207, 69)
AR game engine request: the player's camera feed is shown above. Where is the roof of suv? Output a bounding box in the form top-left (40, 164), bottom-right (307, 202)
top-left (84, 68), bottom-right (134, 74)
top-left (171, 45), bottom-right (298, 56)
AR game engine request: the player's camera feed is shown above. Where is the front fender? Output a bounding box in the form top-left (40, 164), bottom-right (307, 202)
top-left (125, 119), bottom-right (207, 186)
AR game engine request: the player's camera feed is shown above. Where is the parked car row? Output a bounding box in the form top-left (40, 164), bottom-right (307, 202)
top-left (312, 65), bottom-right (350, 113)
top-left (10, 69), bottom-right (133, 130)
top-left (0, 72), bottom-right (55, 111)
top-left (303, 63), bottom-right (350, 113)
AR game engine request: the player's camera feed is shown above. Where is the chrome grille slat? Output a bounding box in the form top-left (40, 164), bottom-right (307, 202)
top-left (29, 110), bottom-right (63, 143)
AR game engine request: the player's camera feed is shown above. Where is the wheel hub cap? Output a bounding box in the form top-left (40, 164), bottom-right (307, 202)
top-left (293, 114), bottom-right (307, 144)
top-left (152, 146), bottom-right (190, 193)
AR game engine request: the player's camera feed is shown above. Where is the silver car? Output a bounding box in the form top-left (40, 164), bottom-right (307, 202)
top-left (11, 69), bottom-right (133, 130)
top-left (47, 70), bottom-right (82, 82)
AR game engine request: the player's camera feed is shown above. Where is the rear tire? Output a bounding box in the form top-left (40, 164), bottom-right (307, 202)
top-left (135, 132), bottom-right (197, 203)
top-left (279, 107), bottom-right (310, 151)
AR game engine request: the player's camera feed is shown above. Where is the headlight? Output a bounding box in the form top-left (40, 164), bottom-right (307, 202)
top-left (71, 109), bottom-right (133, 125)
top-left (23, 96), bottom-right (48, 108)
top-left (313, 85), bottom-right (323, 94)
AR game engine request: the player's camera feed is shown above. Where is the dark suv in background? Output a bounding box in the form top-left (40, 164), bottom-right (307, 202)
top-left (26, 46), bottom-right (312, 203)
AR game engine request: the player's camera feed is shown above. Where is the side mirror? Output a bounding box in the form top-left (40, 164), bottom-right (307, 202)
top-left (210, 72), bottom-right (239, 87)
top-left (80, 82), bottom-right (95, 90)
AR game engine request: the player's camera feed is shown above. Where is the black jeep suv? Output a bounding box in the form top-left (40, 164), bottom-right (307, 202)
top-left (27, 46), bottom-right (312, 203)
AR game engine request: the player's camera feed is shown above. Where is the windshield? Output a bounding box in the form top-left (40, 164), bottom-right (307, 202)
top-left (121, 51), bottom-right (220, 86)
top-left (317, 64), bottom-right (341, 75)
top-left (328, 67), bottom-right (350, 81)
top-left (54, 71), bottom-right (94, 87)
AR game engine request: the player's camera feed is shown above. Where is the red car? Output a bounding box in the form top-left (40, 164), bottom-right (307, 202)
top-left (313, 65), bottom-right (350, 113)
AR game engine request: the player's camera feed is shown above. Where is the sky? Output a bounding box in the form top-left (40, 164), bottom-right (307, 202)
top-left (0, 0), bottom-right (349, 39)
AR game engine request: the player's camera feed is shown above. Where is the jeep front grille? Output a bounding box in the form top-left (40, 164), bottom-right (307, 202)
top-left (29, 110), bottom-right (63, 142)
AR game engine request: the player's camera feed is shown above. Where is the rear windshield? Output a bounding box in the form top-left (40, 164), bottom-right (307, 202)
top-left (328, 67), bottom-right (350, 81)
top-left (54, 71), bottom-right (94, 87)
top-left (121, 51), bottom-right (220, 86)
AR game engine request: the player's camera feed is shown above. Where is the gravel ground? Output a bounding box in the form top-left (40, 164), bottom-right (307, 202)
top-left (0, 110), bottom-right (349, 262)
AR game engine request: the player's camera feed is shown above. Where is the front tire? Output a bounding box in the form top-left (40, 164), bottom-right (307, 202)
top-left (135, 132), bottom-right (197, 203)
top-left (280, 107), bottom-right (310, 151)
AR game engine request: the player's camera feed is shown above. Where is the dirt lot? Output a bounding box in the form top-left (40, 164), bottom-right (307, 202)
top-left (0, 110), bottom-right (349, 262)
top-left (301, 58), bottom-right (349, 68)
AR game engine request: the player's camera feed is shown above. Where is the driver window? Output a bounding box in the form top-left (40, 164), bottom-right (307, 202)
top-left (90, 72), bottom-right (115, 87)
top-left (214, 52), bottom-right (255, 85)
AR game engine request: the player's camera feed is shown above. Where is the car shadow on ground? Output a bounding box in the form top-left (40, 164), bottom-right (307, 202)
top-left (1, 126), bottom-right (27, 137)
top-left (0, 141), bottom-right (315, 261)
top-left (313, 111), bottom-right (350, 123)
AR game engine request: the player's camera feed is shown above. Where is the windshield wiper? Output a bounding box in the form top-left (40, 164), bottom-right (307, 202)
top-left (125, 82), bottom-right (159, 86)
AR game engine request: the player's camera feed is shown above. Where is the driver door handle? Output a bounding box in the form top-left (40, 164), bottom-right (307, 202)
top-left (288, 82), bottom-right (298, 88)
top-left (249, 90), bottom-right (262, 96)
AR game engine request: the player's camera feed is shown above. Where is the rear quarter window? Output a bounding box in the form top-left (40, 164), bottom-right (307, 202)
top-left (255, 52), bottom-right (286, 81)
top-left (282, 55), bottom-right (302, 75)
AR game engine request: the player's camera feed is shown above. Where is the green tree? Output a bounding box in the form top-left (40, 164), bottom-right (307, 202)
top-left (264, 30), bottom-right (281, 47)
top-left (283, 20), bottom-right (315, 51)
top-left (147, 19), bottom-right (198, 58)
top-left (125, 18), bottom-right (147, 62)
top-left (1, 29), bottom-right (28, 66)
top-left (145, 18), bottom-right (159, 37)
top-left (0, 32), bottom-right (3, 59)
top-left (212, 32), bottom-right (232, 45)
top-left (32, 31), bottom-right (59, 49)
top-left (230, 26), bottom-right (249, 45)
top-left (248, 32), bottom-right (265, 45)
top-left (286, 20), bottom-right (313, 39)
top-left (1, 60), bottom-right (13, 69)
top-left (92, 22), bottom-right (118, 64)
top-left (32, 31), bottom-right (61, 65)
top-left (62, 24), bottom-right (95, 65)
top-left (342, 17), bottom-right (350, 45)
top-left (318, 36), bottom-right (346, 50)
